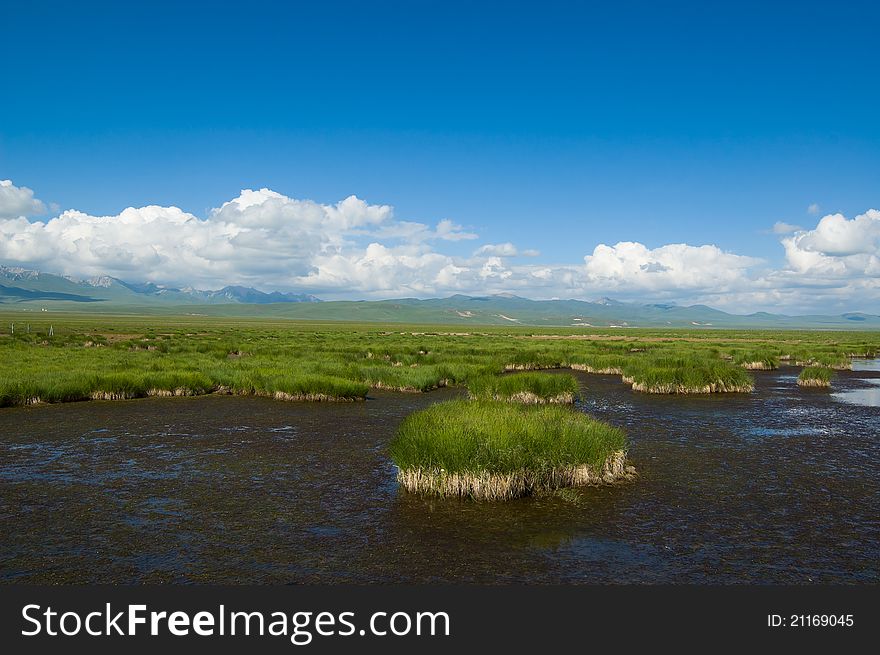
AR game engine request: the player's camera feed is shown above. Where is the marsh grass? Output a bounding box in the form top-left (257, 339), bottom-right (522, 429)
top-left (389, 399), bottom-right (631, 499)
top-left (797, 366), bottom-right (833, 388)
top-left (622, 355), bottom-right (753, 393)
top-left (733, 351), bottom-right (780, 370)
top-left (0, 366), bottom-right (367, 406)
top-left (569, 354), bottom-right (628, 374)
top-left (468, 372), bottom-right (578, 403)
top-left (794, 353), bottom-right (852, 370)
top-left (1, 316), bottom-right (875, 407)
top-left (214, 371), bottom-right (369, 401)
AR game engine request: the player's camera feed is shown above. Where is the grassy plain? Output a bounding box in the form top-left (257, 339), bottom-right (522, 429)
top-left (0, 310), bottom-right (877, 406)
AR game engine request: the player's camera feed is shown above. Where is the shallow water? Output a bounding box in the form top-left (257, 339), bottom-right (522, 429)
top-left (833, 383), bottom-right (880, 407)
top-left (852, 358), bottom-right (880, 372)
top-left (833, 359), bottom-right (880, 406)
top-left (1, 365), bottom-right (878, 584)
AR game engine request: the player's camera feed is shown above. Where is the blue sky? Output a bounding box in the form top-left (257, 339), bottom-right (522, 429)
top-left (1, 0), bottom-right (879, 311)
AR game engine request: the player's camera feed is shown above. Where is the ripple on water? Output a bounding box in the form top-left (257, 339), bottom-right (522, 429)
top-left (0, 380), bottom-right (876, 584)
top-left (744, 426), bottom-right (831, 439)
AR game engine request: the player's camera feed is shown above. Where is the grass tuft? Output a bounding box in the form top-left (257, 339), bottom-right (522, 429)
top-left (389, 399), bottom-right (631, 499)
top-left (797, 366), bottom-right (832, 388)
top-left (467, 372), bottom-right (578, 403)
top-left (621, 356), bottom-right (753, 393)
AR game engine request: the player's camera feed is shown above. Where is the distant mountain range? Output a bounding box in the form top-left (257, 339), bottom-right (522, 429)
top-left (0, 266), bottom-right (320, 306)
top-left (1, 265), bottom-right (879, 329)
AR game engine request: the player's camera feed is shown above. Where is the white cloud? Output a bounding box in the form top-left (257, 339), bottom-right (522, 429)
top-left (373, 218), bottom-right (477, 244)
top-left (772, 221), bottom-right (801, 234)
top-left (474, 242), bottom-right (518, 257)
top-left (0, 180), bottom-right (46, 219)
top-left (807, 203), bottom-right (821, 215)
top-left (583, 242), bottom-right (759, 292)
top-left (781, 209), bottom-right (880, 277)
top-left (473, 243), bottom-right (541, 257)
top-left (479, 256), bottom-right (514, 280)
top-left (434, 218), bottom-right (478, 241)
top-left (787, 210), bottom-right (880, 258)
top-left (0, 178), bottom-right (878, 312)
top-left (0, 189), bottom-right (398, 289)
top-left (300, 243), bottom-right (458, 296)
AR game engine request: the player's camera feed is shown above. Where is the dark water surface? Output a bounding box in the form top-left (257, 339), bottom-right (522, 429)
top-left (1, 366), bottom-right (878, 584)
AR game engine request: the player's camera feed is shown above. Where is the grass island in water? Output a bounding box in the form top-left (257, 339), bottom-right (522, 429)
top-left (389, 399), bottom-right (634, 500)
top-left (797, 366), bottom-right (833, 388)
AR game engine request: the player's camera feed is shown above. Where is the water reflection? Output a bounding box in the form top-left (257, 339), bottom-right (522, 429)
top-left (833, 384), bottom-right (880, 407)
top-left (832, 360), bottom-right (880, 406)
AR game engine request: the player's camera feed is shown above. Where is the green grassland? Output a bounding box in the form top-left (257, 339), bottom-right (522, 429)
top-left (0, 310), bottom-right (878, 407)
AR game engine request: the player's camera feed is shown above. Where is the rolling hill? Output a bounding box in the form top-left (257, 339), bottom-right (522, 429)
top-left (1, 265), bottom-right (878, 329)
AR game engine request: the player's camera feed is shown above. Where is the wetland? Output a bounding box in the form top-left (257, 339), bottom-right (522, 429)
top-left (1, 350), bottom-right (877, 583)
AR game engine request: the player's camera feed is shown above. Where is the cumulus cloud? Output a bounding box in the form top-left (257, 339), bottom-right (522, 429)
top-left (300, 243), bottom-right (458, 295)
top-left (583, 242), bottom-right (759, 293)
top-left (0, 189), bottom-right (398, 289)
top-left (0, 178), bottom-right (878, 312)
top-left (781, 209), bottom-right (880, 276)
top-left (0, 180), bottom-right (46, 219)
top-left (788, 210), bottom-right (880, 258)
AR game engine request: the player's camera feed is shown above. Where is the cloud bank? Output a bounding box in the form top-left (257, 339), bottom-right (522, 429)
top-left (0, 179), bottom-right (877, 312)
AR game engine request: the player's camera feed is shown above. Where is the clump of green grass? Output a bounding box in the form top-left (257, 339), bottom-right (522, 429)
top-left (797, 366), bottom-right (832, 388)
top-left (796, 353), bottom-right (852, 370)
top-left (733, 351), bottom-right (779, 370)
top-left (622, 355), bottom-right (753, 393)
top-left (261, 374), bottom-right (369, 401)
top-left (143, 371), bottom-right (215, 396)
top-left (352, 364), bottom-right (451, 392)
top-left (0, 379), bottom-right (92, 406)
top-left (503, 348), bottom-right (569, 370)
top-left (212, 370), bottom-right (368, 401)
top-left (569, 354), bottom-right (628, 374)
top-left (389, 399), bottom-right (632, 499)
top-left (468, 372), bottom-right (578, 403)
